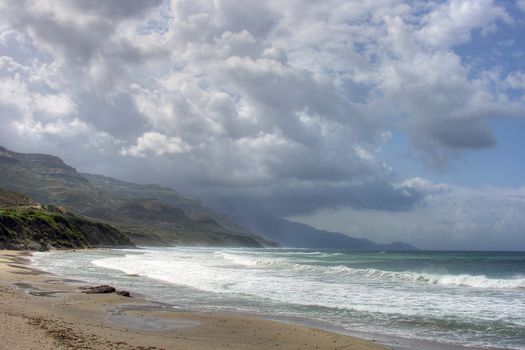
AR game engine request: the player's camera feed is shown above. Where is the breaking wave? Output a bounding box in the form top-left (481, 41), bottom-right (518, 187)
top-left (217, 252), bottom-right (525, 290)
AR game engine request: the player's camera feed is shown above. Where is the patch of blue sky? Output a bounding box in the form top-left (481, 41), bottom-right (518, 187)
top-left (454, 5), bottom-right (525, 80)
top-left (382, 118), bottom-right (525, 188)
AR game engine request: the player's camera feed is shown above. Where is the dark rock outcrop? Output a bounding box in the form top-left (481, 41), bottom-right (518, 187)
top-left (116, 290), bottom-right (131, 297)
top-left (82, 285), bottom-right (116, 294)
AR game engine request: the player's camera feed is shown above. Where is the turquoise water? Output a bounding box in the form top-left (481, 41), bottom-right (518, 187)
top-left (32, 248), bottom-right (525, 349)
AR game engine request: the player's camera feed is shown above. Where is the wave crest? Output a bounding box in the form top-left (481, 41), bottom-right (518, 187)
top-left (216, 252), bottom-right (525, 290)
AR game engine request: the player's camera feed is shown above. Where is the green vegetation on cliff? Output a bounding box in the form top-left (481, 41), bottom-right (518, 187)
top-left (0, 202), bottom-right (134, 250)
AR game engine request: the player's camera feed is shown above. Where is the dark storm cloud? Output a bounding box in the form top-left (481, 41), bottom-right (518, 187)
top-left (428, 121), bottom-right (496, 150)
top-left (77, 93), bottom-right (148, 140)
top-left (198, 180), bottom-right (423, 217)
top-left (72, 0), bottom-right (164, 19)
top-left (2, 0), bottom-right (160, 62)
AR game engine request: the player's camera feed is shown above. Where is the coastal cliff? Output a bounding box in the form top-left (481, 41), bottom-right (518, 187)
top-left (0, 188), bottom-right (133, 250)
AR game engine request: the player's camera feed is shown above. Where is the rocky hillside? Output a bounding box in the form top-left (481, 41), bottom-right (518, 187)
top-left (81, 173), bottom-right (253, 236)
top-left (0, 188), bottom-right (36, 206)
top-left (0, 188), bottom-right (133, 250)
top-left (0, 146), bottom-right (268, 247)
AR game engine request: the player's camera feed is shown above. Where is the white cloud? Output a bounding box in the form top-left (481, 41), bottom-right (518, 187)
top-left (354, 145), bottom-right (375, 161)
top-left (396, 177), bottom-right (450, 195)
top-left (2, 0), bottom-right (522, 171)
top-left (0, 56), bottom-right (77, 119)
top-left (33, 93), bottom-right (76, 117)
top-left (14, 117), bottom-right (87, 137)
top-left (121, 132), bottom-right (191, 157)
top-left (416, 0), bottom-right (509, 48)
top-left (0, 52), bottom-right (116, 157)
top-left (505, 71), bottom-right (525, 90)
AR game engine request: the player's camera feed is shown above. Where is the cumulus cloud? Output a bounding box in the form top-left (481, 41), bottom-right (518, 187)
top-left (395, 177), bottom-right (450, 196)
top-left (505, 71), bottom-right (525, 90)
top-left (416, 0), bottom-right (509, 48)
top-left (33, 93), bottom-right (76, 117)
top-left (0, 52), bottom-right (118, 160)
top-left (121, 131), bottom-right (191, 157)
top-left (0, 0), bottom-right (524, 249)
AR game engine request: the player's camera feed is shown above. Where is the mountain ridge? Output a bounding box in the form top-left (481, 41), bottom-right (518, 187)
top-left (0, 146), bottom-right (268, 247)
top-left (80, 172), bottom-right (254, 237)
top-left (235, 214), bottom-right (417, 251)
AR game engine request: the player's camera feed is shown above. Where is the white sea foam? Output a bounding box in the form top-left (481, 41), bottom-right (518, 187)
top-left (215, 251), bottom-right (525, 290)
top-left (419, 273), bottom-right (525, 289)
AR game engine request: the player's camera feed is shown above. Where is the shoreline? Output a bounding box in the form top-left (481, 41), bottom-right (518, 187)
top-left (43, 249), bottom-right (502, 350)
top-left (1, 249), bottom-right (387, 350)
top-left (3, 249), bottom-right (500, 350)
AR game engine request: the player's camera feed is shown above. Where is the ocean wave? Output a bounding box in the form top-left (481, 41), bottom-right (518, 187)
top-left (418, 273), bottom-right (525, 289)
top-left (216, 252), bottom-right (525, 290)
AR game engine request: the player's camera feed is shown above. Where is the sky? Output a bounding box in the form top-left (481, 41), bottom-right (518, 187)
top-left (0, 0), bottom-right (524, 250)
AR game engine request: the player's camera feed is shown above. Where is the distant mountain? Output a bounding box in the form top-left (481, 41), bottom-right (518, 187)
top-left (0, 146), bottom-right (269, 247)
top-left (235, 215), bottom-right (418, 250)
top-left (0, 188), bottom-right (133, 250)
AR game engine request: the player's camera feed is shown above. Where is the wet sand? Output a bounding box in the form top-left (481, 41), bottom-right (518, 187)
top-left (0, 250), bottom-right (387, 350)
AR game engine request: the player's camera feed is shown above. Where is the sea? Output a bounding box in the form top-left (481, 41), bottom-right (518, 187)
top-left (31, 248), bottom-right (525, 350)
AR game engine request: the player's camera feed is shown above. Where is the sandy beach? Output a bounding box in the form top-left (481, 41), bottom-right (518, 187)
top-left (0, 250), bottom-right (386, 350)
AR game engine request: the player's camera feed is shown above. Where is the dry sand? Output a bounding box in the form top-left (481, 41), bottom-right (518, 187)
top-left (0, 250), bottom-right (387, 350)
